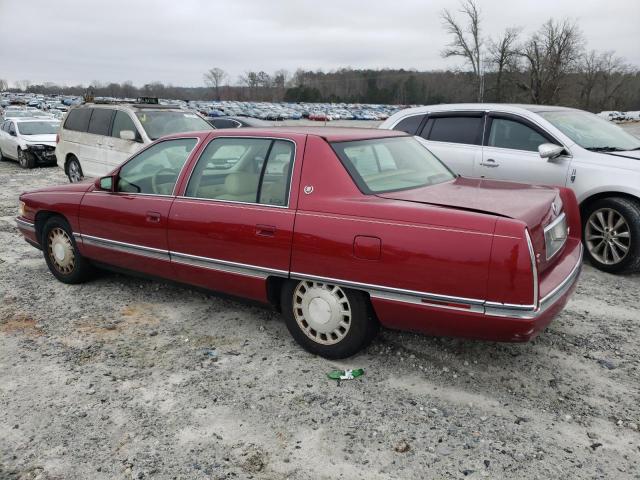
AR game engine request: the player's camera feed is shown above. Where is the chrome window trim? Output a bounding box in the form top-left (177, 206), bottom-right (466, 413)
top-left (112, 136), bottom-right (202, 197)
top-left (544, 212), bottom-right (568, 261)
top-left (174, 195), bottom-right (291, 210)
top-left (16, 217), bottom-right (35, 232)
top-left (181, 136), bottom-right (297, 209)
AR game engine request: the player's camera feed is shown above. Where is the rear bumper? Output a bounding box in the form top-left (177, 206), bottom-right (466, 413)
top-left (371, 241), bottom-right (583, 342)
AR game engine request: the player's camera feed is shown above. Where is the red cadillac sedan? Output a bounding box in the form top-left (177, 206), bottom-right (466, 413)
top-left (16, 127), bottom-right (582, 358)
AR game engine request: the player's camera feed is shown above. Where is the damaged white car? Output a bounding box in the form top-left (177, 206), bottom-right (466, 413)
top-left (0, 118), bottom-right (60, 168)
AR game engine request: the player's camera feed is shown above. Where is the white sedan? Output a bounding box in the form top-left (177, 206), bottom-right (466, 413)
top-left (381, 103), bottom-right (640, 273)
top-left (0, 118), bottom-right (60, 168)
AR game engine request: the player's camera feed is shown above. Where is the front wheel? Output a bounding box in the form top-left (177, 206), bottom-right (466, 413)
top-left (66, 156), bottom-right (84, 183)
top-left (281, 280), bottom-right (378, 359)
top-left (18, 149), bottom-right (35, 169)
top-left (42, 216), bottom-right (94, 284)
top-left (583, 197), bottom-right (640, 273)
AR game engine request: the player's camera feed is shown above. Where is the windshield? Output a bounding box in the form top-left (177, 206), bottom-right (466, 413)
top-left (136, 110), bottom-right (212, 140)
top-left (332, 136), bottom-right (455, 194)
top-left (17, 121), bottom-right (60, 135)
top-left (539, 110), bottom-right (640, 151)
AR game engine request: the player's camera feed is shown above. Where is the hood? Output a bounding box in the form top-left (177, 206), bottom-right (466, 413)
top-left (24, 181), bottom-right (93, 196)
top-left (23, 134), bottom-right (56, 145)
top-left (377, 176), bottom-right (560, 231)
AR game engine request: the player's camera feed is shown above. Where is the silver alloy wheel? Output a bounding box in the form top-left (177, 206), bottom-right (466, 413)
top-left (47, 227), bottom-right (76, 274)
top-left (585, 207), bottom-right (631, 265)
top-left (18, 149), bottom-right (27, 168)
top-left (68, 159), bottom-right (83, 183)
top-left (293, 281), bottom-right (352, 345)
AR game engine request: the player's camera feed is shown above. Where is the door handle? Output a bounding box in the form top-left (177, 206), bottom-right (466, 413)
top-left (255, 224), bottom-right (276, 237)
top-left (146, 212), bottom-right (161, 223)
top-left (480, 159), bottom-right (500, 168)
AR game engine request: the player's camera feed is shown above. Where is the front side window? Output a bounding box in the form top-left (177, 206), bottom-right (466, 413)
top-left (423, 116), bottom-right (483, 145)
top-left (185, 138), bottom-right (294, 206)
top-left (117, 138), bottom-right (197, 195)
top-left (136, 110), bottom-right (212, 140)
top-left (538, 110), bottom-right (640, 152)
top-left (332, 136), bottom-right (455, 194)
top-left (488, 118), bottom-right (548, 152)
top-left (111, 111), bottom-right (140, 140)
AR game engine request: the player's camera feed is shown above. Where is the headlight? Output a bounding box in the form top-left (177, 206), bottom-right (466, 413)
top-left (18, 201), bottom-right (25, 217)
top-left (544, 212), bottom-right (568, 260)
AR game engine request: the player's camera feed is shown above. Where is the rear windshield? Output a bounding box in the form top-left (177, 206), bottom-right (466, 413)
top-left (135, 110), bottom-right (212, 140)
top-left (17, 121), bottom-right (60, 135)
top-left (332, 136), bottom-right (455, 194)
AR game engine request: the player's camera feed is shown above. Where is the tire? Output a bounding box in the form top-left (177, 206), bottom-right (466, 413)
top-left (66, 156), bottom-right (84, 183)
top-left (17, 149), bottom-right (35, 169)
top-left (41, 216), bottom-right (94, 284)
top-left (0, 146), bottom-right (6, 161)
top-left (280, 279), bottom-right (378, 359)
top-left (583, 197), bottom-right (640, 273)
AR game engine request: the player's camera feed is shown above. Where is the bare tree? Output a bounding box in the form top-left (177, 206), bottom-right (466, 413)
top-left (598, 51), bottom-right (630, 110)
top-left (203, 67), bottom-right (228, 100)
top-left (0, 79), bottom-right (7, 91)
top-left (519, 19), bottom-right (584, 104)
top-left (487, 27), bottom-right (521, 102)
top-left (16, 79), bottom-right (31, 91)
top-left (441, 0), bottom-right (483, 101)
top-left (578, 50), bottom-right (601, 109)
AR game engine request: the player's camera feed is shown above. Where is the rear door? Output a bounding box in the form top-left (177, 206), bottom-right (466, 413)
top-left (85, 107), bottom-right (115, 176)
top-left (415, 112), bottom-right (484, 176)
top-left (168, 134), bottom-right (304, 302)
top-left (78, 137), bottom-right (198, 278)
top-left (479, 113), bottom-right (571, 186)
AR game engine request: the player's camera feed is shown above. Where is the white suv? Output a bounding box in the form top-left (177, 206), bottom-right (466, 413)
top-left (56, 102), bottom-right (212, 182)
top-left (380, 104), bottom-right (640, 273)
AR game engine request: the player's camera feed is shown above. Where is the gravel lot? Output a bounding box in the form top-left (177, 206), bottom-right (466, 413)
top-left (1, 122), bottom-right (639, 480)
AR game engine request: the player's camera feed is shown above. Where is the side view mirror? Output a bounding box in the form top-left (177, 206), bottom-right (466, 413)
top-left (538, 143), bottom-right (564, 160)
top-left (95, 175), bottom-right (114, 192)
top-left (119, 130), bottom-right (136, 141)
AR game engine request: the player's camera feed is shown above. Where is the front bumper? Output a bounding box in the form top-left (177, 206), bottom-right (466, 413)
top-left (25, 145), bottom-right (57, 165)
top-left (16, 217), bottom-right (40, 249)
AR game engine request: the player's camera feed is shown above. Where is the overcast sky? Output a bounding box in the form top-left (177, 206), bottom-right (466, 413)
top-left (1, 0), bottom-right (638, 87)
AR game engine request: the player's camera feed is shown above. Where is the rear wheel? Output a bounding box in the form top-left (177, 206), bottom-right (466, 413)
top-left (281, 280), bottom-right (378, 359)
top-left (18, 149), bottom-right (35, 169)
top-left (583, 197), bottom-right (640, 273)
top-left (42, 216), bottom-right (94, 284)
top-left (66, 156), bottom-right (83, 183)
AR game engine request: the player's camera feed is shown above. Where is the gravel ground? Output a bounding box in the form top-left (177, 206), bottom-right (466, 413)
top-left (1, 123), bottom-right (639, 480)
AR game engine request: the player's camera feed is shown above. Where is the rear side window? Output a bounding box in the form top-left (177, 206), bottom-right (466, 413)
top-left (212, 119), bottom-right (241, 129)
top-left (64, 108), bottom-right (92, 132)
top-left (87, 108), bottom-right (114, 136)
top-left (111, 111), bottom-right (139, 139)
top-left (422, 116), bottom-right (483, 145)
top-left (488, 118), bottom-right (549, 152)
top-left (393, 115), bottom-right (425, 135)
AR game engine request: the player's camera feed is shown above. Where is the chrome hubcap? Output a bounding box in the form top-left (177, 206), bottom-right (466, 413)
top-left (585, 208), bottom-right (630, 265)
top-left (68, 161), bottom-right (82, 182)
top-left (293, 281), bottom-right (351, 345)
top-left (48, 227), bottom-right (75, 274)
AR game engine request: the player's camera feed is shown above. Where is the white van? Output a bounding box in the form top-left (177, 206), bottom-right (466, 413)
top-left (56, 102), bottom-right (212, 182)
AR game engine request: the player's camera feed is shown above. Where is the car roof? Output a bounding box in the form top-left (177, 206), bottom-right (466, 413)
top-left (394, 103), bottom-right (582, 116)
top-left (162, 126), bottom-right (408, 142)
top-left (14, 117), bottom-right (59, 123)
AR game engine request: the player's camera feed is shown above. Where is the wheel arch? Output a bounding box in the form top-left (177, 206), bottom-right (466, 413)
top-left (34, 210), bottom-right (69, 244)
top-left (580, 191), bottom-right (640, 219)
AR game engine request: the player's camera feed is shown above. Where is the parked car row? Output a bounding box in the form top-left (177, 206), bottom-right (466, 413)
top-left (381, 103), bottom-right (640, 273)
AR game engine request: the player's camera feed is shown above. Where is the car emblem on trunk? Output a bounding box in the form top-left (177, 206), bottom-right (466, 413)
top-left (304, 186), bottom-right (314, 195)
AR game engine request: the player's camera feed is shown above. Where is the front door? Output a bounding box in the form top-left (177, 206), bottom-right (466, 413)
top-left (168, 134), bottom-right (304, 302)
top-left (77, 137), bottom-right (199, 278)
top-left (104, 110), bottom-right (144, 173)
top-left (477, 114), bottom-right (571, 186)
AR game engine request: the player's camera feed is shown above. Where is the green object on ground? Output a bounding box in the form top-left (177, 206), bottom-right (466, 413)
top-left (327, 368), bottom-right (364, 380)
